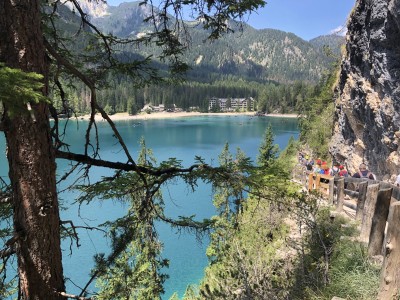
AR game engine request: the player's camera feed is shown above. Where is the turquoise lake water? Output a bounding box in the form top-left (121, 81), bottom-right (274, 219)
top-left (0, 115), bottom-right (299, 299)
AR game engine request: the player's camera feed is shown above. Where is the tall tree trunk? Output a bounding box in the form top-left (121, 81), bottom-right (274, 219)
top-left (0, 0), bottom-right (65, 298)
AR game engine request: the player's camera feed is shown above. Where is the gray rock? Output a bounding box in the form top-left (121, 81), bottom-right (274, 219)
top-left (330, 0), bottom-right (400, 178)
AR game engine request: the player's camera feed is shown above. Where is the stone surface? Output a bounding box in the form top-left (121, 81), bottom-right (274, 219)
top-left (330, 0), bottom-right (400, 179)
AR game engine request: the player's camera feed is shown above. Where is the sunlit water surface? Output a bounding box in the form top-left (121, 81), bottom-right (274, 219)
top-left (0, 115), bottom-right (299, 299)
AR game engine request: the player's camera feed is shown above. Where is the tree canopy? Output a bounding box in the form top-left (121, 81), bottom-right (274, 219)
top-left (0, 0), bottom-right (268, 298)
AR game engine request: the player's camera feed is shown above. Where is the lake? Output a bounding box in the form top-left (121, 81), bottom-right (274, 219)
top-left (0, 115), bottom-right (299, 299)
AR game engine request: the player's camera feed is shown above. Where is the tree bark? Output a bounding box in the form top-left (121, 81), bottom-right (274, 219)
top-left (368, 187), bottom-right (393, 257)
top-left (0, 0), bottom-right (65, 298)
top-left (335, 178), bottom-right (345, 212)
top-left (378, 202), bottom-right (400, 299)
top-left (355, 181), bottom-right (368, 221)
top-left (359, 183), bottom-right (379, 244)
top-left (328, 177), bottom-right (334, 205)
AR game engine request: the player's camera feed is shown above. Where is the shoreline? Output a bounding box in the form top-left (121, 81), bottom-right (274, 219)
top-left (79, 111), bottom-right (298, 121)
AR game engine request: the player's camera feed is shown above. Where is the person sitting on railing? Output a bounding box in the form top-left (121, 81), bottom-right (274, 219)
top-left (320, 162), bottom-right (331, 175)
top-left (338, 165), bottom-right (349, 177)
top-left (301, 155), bottom-right (309, 167)
top-left (352, 163), bottom-right (376, 180)
top-left (319, 162), bottom-right (331, 184)
top-left (313, 159), bottom-right (322, 174)
top-left (305, 157), bottom-right (314, 171)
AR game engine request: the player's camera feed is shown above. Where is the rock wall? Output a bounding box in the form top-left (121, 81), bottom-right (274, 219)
top-left (330, 0), bottom-right (400, 179)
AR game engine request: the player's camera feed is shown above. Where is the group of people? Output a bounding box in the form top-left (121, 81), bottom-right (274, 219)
top-left (298, 153), bottom-right (377, 180)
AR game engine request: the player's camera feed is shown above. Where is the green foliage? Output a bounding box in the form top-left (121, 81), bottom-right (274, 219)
top-left (276, 135), bottom-right (300, 173)
top-left (92, 3), bottom-right (338, 84)
top-left (257, 124), bottom-right (280, 168)
top-left (296, 63), bottom-right (339, 158)
top-left (182, 284), bottom-right (198, 300)
top-left (194, 137), bottom-right (380, 300)
top-left (79, 140), bottom-right (256, 299)
top-left (168, 292), bottom-right (180, 300)
top-left (289, 201), bottom-right (379, 300)
top-left (321, 244), bottom-right (379, 299)
top-left (196, 141), bottom-right (303, 299)
top-left (47, 1), bottom-right (338, 117)
top-left (103, 104), bottom-right (114, 115)
top-left (0, 63), bottom-right (49, 117)
top-left (304, 102), bottom-right (334, 158)
top-left (52, 63), bottom-right (318, 115)
top-left (0, 277), bottom-right (17, 300)
top-left (202, 144), bottom-right (248, 266)
top-left (309, 35), bottom-right (345, 58)
top-left (1, 0), bottom-right (342, 298)
top-left (89, 139), bottom-right (167, 299)
top-left (199, 186), bottom-right (296, 299)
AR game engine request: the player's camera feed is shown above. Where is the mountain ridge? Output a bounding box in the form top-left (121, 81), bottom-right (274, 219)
top-left (73, 0), bottom-right (345, 84)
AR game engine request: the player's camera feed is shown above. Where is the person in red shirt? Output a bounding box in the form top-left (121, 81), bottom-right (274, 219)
top-left (338, 165), bottom-right (349, 177)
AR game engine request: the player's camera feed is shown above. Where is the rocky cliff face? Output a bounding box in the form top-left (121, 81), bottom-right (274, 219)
top-left (330, 0), bottom-right (400, 179)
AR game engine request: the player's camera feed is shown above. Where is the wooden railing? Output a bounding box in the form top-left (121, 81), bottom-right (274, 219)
top-left (292, 164), bottom-right (400, 298)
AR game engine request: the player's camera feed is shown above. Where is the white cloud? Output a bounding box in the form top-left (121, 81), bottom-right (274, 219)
top-left (329, 25), bottom-right (347, 36)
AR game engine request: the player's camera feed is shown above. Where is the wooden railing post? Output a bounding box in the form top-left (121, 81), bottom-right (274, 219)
top-left (356, 181), bottom-right (368, 221)
top-left (315, 174), bottom-right (321, 191)
top-left (308, 173), bottom-right (314, 191)
top-left (368, 187), bottom-right (393, 256)
top-left (328, 177), bottom-right (334, 205)
top-left (359, 183), bottom-right (380, 244)
top-left (378, 202), bottom-right (400, 299)
top-left (336, 178), bottom-right (345, 212)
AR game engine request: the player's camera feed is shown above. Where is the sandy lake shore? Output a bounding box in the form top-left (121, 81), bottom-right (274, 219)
top-left (79, 111), bottom-right (298, 121)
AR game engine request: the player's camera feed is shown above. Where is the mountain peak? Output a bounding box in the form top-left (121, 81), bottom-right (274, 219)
top-left (72, 0), bottom-right (110, 18)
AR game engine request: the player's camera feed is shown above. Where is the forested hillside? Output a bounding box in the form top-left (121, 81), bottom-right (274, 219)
top-left (52, 0), bottom-right (344, 115)
top-left (89, 1), bottom-right (344, 84)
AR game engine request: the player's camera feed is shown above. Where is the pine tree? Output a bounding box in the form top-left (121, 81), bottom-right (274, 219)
top-left (257, 124), bottom-right (280, 168)
top-left (0, 0), bottom-right (268, 297)
top-left (95, 139), bottom-right (167, 300)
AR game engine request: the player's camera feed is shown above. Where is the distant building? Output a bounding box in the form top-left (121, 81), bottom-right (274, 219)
top-left (141, 104), bottom-right (164, 112)
top-left (208, 97), bottom-right (255, 112)
top-left (141, 103), bottom-right (182, 113)
top-left (141, 104), bottom-right (153, 113)
top-left (141, 104), bottom-right (165, 113)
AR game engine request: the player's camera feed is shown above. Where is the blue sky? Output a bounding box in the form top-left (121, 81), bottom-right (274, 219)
top-left (245, 0), bottom-right (356, 40)
top-left (106, 0), bottom-right (356, 41)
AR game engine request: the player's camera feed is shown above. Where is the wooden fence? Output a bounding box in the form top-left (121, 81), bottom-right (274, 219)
top-left (292, 164), bottom-right (400, 298)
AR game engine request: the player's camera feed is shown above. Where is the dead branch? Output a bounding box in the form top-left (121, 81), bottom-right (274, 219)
top-left (58, 291), bottom-right (93, 300)
top-left (0, 191), bottom-right (11, 204)
top-left (60, 219), bottom-right (107, 255)
top-left (60, 220), bottom-right (106, 235)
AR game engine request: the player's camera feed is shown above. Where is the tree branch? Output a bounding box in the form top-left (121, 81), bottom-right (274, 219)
top-left (58, 291), bottom-right (93, 300)
top-left (0, 246), bottom-right (15, 259)
top-left (0, 191), bottom-right (11, 204)
top-left (55, 150), bottom-right (202, 176)
top-left (0, 234), bottom-right (20, 259)
top-left (44, 38), bottom-right (140, 168)
top-left (60, 219), bottom-right (107, 249)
